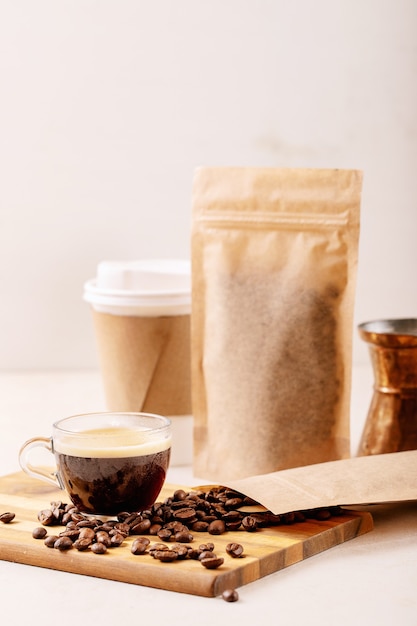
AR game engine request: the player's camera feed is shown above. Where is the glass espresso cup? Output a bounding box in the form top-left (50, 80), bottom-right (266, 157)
top-left (19, 412), bottom-right (171, 516)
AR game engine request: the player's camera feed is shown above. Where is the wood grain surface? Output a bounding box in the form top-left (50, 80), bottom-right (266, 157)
top-left (0, 471), bottom-right (373, 597)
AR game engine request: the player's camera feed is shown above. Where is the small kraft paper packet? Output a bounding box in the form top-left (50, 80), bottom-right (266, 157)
top-left (219, 450), bottom-right (417, 515)
top-left (191, 167), bottom-right (363, 481)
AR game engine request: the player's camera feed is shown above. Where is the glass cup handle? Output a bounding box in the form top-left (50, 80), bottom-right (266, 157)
top-left (18, 437), bottom-right (62, 489)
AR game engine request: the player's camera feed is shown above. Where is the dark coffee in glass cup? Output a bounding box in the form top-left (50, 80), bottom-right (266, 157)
top-left (19, 412), bottom-right (171, 516)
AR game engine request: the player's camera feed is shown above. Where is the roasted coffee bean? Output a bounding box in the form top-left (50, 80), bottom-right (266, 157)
top-left (149, 544), bottom-right (166, 554)
top-left (294, 511), bottom-right (306, 522)
top-left (172, 507), bottom-right (197, 523)
top-left (222, 589), bottom-right (239, 603)
top-left (50, 500), bottom-right (64, 510)
top-left (91, 542), bottom-right (107, 554)
top-left (59, 529), bottom-right (80, 541)
top-left (157, 528), bottom-right (173, 541)
top-left (114, 522), bottom-right (130, 536)
top-left (76, 518), bottom-right (96, 529)
top-left (149, 523), bottom-right (163, 535)
top-left (164, 520), bottom-right (186, 532)
top-left (241, 516), bottom-right (258, 532)
top-left (205, 491), bottom-right (220, 503)
top-left (54, 536), bottom-right (73, 551)
top-left (313, 508), bottom-right (332, 521)
top-left (199, 550), bottom-right (216, 561)
top-left (225, 497), bottom-right (243, 509)
top-left (58, 504), bottom-right (71, 513)
top-left (173, 489), bottom-right (188, 501)
top-left (136, 536), bottom-right (151, 546)
top-left (200, 556), bottom-right (224, 569)
top-left (222, 510), bottom-right (242, 523)
top-left (187, 548), bottom-right (201, 559)
top-left (199, 515), bottom-right (217, 524)
top-left (92, 518), bottom-right (104, 527)
top-left (174, 530), bottom-right (193, 543)
top-left (131, 537), bottom-right (150, 555)
top-left (116, 511), bottom-right (130, 522)
top-left (63, 511), bottom-right (74, 523)
top-left (62, 520), bottom-right (79, 530)
top-left (74, 538), bottom-right (92, 551)
top-left (95, 531), bottom-right (111, 547)
top-left (100, 522), bottom-right (116, 532)
top-left (170, 500), bottom-right (192, 510)
top-left (149, 509), bottom-right (162, 522)
top-left (224, 489), bottom-right (242, 499)
top-left (212, 504), bottom-right (228, 517)
top-left (64, 505), bottom-right (77, 515)
top-left (130, 519), bottom-right (152, 534)
top-left (38, 509), bottom-right (55, 526)
top-left (0, 512), bottom-right (15, 524)
top-left (130, 513), bottom-right (147, 524)
top-left (208, 520), bottom-right (226, 535)
top-left (226, 542), bottom-right (244, 558)
top-left (44, 535), bottom-right (59, 548)
top-left (131, 543), bottom-right (148, 555)
top-left (79, 527), bottom-right (95, 541)
top-left (52, 508), bottom-right (63, 523)
top-left (191, 521), bottom-right (209, 532)
top-left (110, 532), bottom-right (125, 547)
top-left (153, 549), bottom-right (178, 562)
top-left (242, 495), bottom-right (258, 506)
top-left (171, 544), bottom-right (189, 559)
top-left (245, 513), bottom-right (272, 528)
top-left (199, 542), bottom-right (215, 552)
top-left (32, 526), bottom-right (48, 539)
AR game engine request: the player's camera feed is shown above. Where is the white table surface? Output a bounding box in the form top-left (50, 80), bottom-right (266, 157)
top-left (0, 366), bottom-right (416, 625)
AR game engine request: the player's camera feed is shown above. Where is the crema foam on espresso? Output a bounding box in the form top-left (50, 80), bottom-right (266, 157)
top-left (54, 427), bottom-right (171, 458)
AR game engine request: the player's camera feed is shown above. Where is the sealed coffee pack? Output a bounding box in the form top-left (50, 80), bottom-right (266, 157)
top-left (191, 167), bottom-right (362, 481)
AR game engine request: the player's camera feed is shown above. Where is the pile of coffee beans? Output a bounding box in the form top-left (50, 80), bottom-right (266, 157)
top-left (28, 486), bottom-right (344, 601)
top-left (31, 486), bottom-right (343, 560)
top-left (31, 488), bottom-right (247, 563)
top-left (34, 486), bottom-right (342, 540)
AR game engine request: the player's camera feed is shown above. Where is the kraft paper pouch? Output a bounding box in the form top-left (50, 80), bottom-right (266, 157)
top-left (191, 167), bottom-right (363, 481)
top-left (211, 450), bottom-right (417, 516)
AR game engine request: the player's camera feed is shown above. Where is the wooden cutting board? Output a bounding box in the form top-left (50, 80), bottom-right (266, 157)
top-left (0, 471), bottom-right (373, 597)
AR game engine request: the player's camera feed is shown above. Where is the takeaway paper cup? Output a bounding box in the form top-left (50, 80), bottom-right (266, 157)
top-left (83, 259), bottom-right (192, 466)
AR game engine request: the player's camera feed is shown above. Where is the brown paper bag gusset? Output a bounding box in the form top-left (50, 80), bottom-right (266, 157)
top-left (191, 167), bottom-right (363, 481)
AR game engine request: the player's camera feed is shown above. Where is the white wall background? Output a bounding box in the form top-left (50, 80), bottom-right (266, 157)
top-left (1, 0), bottom-right (416, 370)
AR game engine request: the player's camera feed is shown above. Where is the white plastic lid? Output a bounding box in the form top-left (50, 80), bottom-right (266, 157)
top-left (83, 259), bottom-right (191, 317)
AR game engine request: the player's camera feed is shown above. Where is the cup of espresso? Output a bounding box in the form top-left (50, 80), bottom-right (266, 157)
top-left (19, 412), bottom-right (171, 516)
